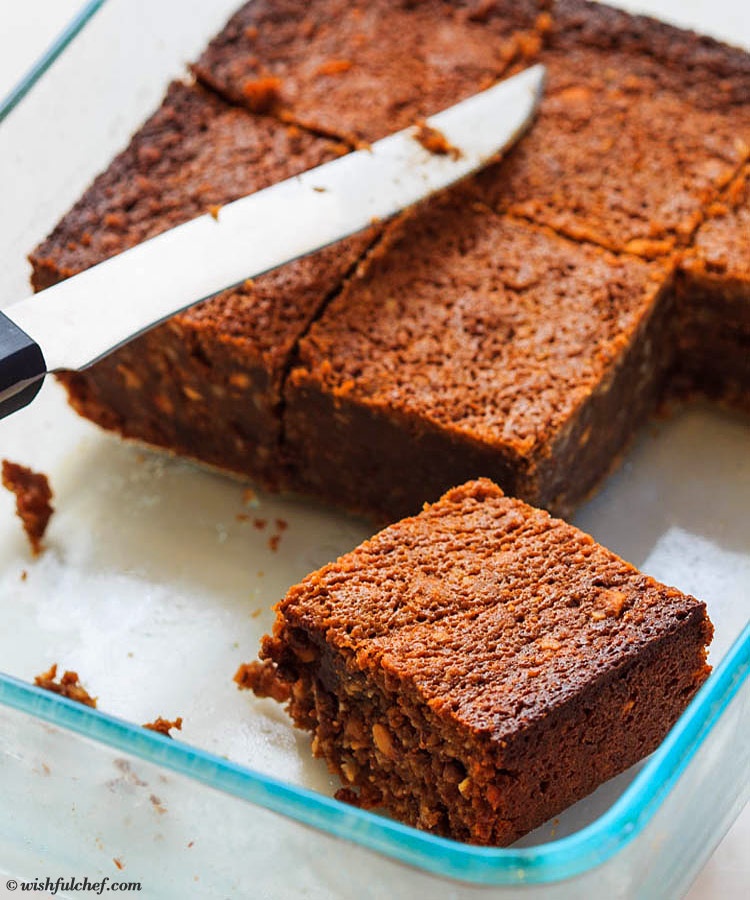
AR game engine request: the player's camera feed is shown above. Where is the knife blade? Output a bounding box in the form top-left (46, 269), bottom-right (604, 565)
top-left (0, 64), bottom-right (544, 419)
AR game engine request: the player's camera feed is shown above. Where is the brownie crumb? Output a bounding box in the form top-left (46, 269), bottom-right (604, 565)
top-left (268, 533), bottom-right (281, 552)
top-left (275, 518), bottom-right (288, 531)
top-left (113, 858), bottom-right (124, 871)
top-left (413, 121), bottom-right (461, 160)
top-left (20, 570), bottom-right (27, 582)
top-left (149, 794), bottom-right (167, 814)
top-left (234, 660), bottom-right (290, 702)
top-left (240, 76), bottom-right (282, 113)
top-left (34, 664), bottom-right (97, 708)
top-left (143, 716), bottom-right (183, 738)
top-left (208, 204), bottom-right (222, 220)
top-left (2, 460), bottom-right (54, 556)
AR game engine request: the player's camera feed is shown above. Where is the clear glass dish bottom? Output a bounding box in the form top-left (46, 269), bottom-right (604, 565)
top-left (0, 0), bottom-right (748, 896)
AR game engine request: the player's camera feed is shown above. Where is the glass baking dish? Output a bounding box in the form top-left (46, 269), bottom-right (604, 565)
top-left (0, 0), bottom-right (748, 895)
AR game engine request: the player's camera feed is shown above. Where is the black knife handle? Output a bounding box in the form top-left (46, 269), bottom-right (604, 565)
top-left (0, 311), bottom-right (46, 419)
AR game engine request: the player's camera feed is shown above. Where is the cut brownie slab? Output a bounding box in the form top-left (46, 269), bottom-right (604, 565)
top-left (480, 0), bottom-right (750, 255)
top-left (675, 164), bottom-right (750, 408)
top-left (30, 81), bottom-right (374, 486)
top-left (285, 196), bottom-right (674, 521)
top-left (251, 479), bottom-right (713, 845)
top-left (193, 0), bottom-right (549, 145)
top-left (27, 0), bottom-right (750, 518)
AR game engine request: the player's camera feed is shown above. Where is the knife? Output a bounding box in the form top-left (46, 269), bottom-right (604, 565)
top-left (0, 64), bottom-right (544, 420)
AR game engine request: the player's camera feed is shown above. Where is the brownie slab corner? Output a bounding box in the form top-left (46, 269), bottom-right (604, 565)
top-left (29, 80), bottom-right (374, 488)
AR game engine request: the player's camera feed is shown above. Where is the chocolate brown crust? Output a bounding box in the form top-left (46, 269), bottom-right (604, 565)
top-left (552, 0), bottom-right (750, 108)
top-left (254, 479), bottom-right (712, 844)
top-left (193, 0), bottom-right (551, 145)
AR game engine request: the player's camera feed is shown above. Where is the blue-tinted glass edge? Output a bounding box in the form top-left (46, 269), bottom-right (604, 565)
top-left (0, 622), bottom-right (746, 886)
top-left (0, 0), bottom-right (108, 124)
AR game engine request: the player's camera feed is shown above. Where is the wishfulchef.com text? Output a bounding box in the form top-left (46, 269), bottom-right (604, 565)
top-left (5, 875), bottom-right (141, 894)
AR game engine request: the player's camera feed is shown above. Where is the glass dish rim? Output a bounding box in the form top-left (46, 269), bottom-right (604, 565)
top-left (0, 0), bottom-right (108, 124)
top-left (2, 2), bottom-right (748, 886)
top-left (0, 623), bottom-right (746, 887)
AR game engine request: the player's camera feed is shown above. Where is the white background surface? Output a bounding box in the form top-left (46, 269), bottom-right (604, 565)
top-left (0, 1), bottom-right (748, 898)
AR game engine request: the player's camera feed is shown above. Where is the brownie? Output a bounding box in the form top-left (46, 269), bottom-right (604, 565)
top-left (30, 81), bottom-right (374, 487)
top-left (478, 0), bottom-right (750, 256)
top-left (2, 460), bottom-right (54, 556)
top-left (193, 0), bottom-right (549, 145)
top-left (250, 479), bottom-right (713, 845)
top-left (29, 1), bottom-right (750, 520)
top-left (284, 196), bottom-right (674, 521)
top-left (674, 164), bottom-right (750, 408)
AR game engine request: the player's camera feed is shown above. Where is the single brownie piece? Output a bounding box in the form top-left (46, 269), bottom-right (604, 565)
top-left (251, 479), bottom-right (713, 845)
top-left (2, 460), bottom-right (54, 556)
top-left (675, 164), bottom-right (750, 409)
top-left (193, 0), bottom-right (549, 145)
top-left (30, 81), bottom-right (374, 486)
top-left (479, 0), bottom-right (750, 256)
top-left (284, 196), bottom-right (674, 521)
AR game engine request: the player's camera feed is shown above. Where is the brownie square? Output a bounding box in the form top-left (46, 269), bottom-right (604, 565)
top-left (252, 478), bottom-right (713, 844)
top-left (479, 0), bottom-right (750, 255)
top-left (284, 195), bottom-right (674, 520)
top-left (30, 81), bottom-right (374, 486)
top-left (193, 0), bottom-right (549, 145)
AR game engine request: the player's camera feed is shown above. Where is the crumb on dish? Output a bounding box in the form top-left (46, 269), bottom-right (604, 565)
top-left (143, 716), bottom-right (183, 738)
top-left (234, 659), bottom-right (290, 702)
top-left (2, 460), bottom-right (54, 556)
top-left (34, 664), bottom-right (97, 708)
